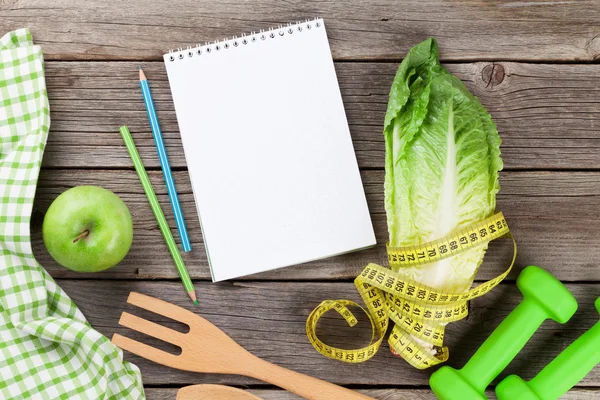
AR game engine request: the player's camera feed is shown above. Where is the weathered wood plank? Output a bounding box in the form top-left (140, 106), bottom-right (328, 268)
top-left (144, 388), bottom-right (600, 400)
top-left (33, 169), bottom-right (600, 281)
top-left (41, 61), bottom-right (600, 170)
top-left (2, 0), bottom-right (600, 61)
top-left (62, 279), bottom-right (600, 386)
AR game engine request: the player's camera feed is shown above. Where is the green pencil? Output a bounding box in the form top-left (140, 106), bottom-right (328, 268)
top-left (119, 125), bottom-right (198, 305)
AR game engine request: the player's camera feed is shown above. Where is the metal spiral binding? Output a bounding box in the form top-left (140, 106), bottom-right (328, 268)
top-left (167, 18), bottom-right (322, 62)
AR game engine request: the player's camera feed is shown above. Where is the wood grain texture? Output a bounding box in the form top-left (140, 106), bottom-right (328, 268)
top-left (145, 388), bottom-right (600, 400)
top-left (2, 0), bottom-right (600, 61)
top-left (4, 0), bottom-right (600, 396)
top-left (62, 279), bottom-right (600, 386)
top-left (32, 169), bottom-right (600, 281)
top-left (41, 61), bottom-right (600, 170)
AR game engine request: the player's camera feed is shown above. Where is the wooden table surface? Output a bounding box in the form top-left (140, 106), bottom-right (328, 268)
top-left (3, 1), bottom-right (600, 398)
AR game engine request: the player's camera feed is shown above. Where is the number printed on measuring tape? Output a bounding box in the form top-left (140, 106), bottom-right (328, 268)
top-left (306, 212), bottom-right (517, 369)
top-left (387, 213), bottom-right (509, 268)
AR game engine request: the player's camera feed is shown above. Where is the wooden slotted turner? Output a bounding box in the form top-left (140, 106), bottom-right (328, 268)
top-left (176, 384), bottom-right (262, 400)
top-left (113, 292), bottom-right (375, 400)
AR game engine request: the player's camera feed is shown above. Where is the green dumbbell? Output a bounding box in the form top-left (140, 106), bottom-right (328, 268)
top-left (495, 297), bottom-right (600, 400)
top-left (429, 266), bottom-right (578, 400)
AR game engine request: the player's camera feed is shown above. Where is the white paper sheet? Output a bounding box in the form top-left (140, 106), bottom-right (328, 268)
top-left (164, 19), bottom-right (376, 281)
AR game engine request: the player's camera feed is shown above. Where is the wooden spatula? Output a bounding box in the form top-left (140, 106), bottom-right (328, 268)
top-left (177, 384), bottom-right (262, 400)
top-left (113, 292), bottom-right (375, 400)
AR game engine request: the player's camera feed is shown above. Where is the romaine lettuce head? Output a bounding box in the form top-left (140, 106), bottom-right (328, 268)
top-left (384, 38), bottom-right (502, 292)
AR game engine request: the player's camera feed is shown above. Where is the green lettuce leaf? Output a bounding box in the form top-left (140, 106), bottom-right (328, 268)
top-left (384, 38), bottom-right (503, 292)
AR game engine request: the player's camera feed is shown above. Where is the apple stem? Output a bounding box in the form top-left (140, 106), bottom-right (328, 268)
top-left (73, 230), bottom-right (89, 243)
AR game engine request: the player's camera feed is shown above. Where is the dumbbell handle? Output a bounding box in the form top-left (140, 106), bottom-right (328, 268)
top-left (528, 317), bottom-right (600, 399)
top-left (461, 298), bottom-right (547, 392)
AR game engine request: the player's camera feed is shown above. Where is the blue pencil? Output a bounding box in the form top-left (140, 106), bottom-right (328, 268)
top-left (138, 66), bottom-right (192, 252)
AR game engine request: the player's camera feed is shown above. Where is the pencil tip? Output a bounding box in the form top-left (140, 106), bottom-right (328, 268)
top-left (138, 65), bottom-right (142, 70)
top-left (188, 290), bottom-right (198, 305)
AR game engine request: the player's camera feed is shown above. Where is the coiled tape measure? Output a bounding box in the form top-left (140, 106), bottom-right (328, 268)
top-left (306, 212), bottom-right (517, 369)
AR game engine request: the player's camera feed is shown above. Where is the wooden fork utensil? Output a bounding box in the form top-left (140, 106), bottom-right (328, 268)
top-left (112, 292), bottom-right (375, 400)
top-left (177, 384), bottom-right (262, 400)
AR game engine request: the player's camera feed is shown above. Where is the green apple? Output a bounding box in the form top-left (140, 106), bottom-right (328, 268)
top-left (42, 185), bottom-right (133, 272)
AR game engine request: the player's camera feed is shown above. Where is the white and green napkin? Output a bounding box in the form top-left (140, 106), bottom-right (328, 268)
top-left (0, 28), bottom-right (144, 399)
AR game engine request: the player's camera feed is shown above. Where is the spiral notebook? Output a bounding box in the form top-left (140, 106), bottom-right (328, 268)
top-left (164, 18), bottom-right (376, 281)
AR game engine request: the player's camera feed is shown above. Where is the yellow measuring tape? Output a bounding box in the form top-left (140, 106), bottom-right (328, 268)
top-left (306, 212), bottom-right (517, 369)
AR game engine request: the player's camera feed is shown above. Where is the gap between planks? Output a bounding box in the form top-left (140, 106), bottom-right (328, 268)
top-left (3, 0), bottom-right (600, 62)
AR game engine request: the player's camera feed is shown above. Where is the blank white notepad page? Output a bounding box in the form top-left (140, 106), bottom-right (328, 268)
top-left (164, 19), bottom-right (376, 281)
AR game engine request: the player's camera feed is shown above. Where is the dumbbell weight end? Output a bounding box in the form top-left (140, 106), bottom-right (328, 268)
top-left (430, 366), bottom-right (487, 400)
top-left (430, 267), bottom-right (577, 400)
top-left (496, 297), bottom-right (600, 400)
top-left (430, 300), bottom-right (548, 400)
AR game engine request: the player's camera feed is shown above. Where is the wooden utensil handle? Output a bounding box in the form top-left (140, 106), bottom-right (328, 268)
top-left (244, 356), bottom-right (375, 400)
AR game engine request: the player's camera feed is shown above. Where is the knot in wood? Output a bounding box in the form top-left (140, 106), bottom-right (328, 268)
top-left (481, 64), bottom-right (505, 88)
top-left (585, 34), bottom-right (600, 60)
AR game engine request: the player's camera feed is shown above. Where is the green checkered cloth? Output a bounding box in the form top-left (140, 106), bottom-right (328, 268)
top-left (0, 29), bottom-right (145, 399)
